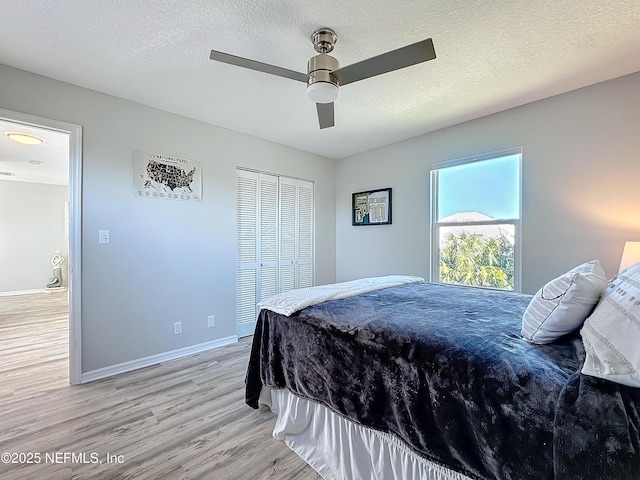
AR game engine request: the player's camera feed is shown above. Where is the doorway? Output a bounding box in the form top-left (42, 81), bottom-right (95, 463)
top-left (0, 108), bottom-right (82, 384)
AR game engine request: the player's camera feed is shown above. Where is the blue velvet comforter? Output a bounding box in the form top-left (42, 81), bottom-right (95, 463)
top-left (246, 282), bottom-right (639, 479)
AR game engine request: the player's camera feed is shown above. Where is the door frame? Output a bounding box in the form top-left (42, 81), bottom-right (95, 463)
top-left (0, 108), bottom-right (83, 385)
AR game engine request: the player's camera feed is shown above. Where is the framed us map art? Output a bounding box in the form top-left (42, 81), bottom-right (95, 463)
top-left (352, 188), bottom-right (392, 226)
top-left (133, 150), bottom-right (202, 202)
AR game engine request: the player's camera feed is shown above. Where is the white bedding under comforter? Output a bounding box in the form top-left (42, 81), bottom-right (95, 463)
top-left (262, 387), bottom-right (472, 480)
top-left (257, 275), bottom-right (424, 316)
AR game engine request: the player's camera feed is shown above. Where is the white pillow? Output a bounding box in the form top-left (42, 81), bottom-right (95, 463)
top-left (581, 262), bottom-right (640, 387)
top-left (521, 260), bottom-right (607, 344)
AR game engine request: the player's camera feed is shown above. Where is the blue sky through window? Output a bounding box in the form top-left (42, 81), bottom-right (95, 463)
top-left (437, 154), bottom-right (520, 220)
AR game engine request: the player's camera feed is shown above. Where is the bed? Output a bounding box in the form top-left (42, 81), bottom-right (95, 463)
top-left (245, 277), bottom-right (640, 479)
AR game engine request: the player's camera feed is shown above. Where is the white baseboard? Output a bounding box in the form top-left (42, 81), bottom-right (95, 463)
top-left (46, 287), bottom-right (68, 293)
top-left (0, 289), bottom-right (49, 297)
top-left (80, 335), bottom-right (238, 384)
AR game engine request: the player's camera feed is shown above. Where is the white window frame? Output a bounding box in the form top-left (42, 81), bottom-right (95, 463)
top-left (430, 146), bottom-right (522, 292)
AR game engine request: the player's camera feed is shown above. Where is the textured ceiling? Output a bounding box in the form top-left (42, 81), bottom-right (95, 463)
top-left (0, 0), bottom-right (638, 160)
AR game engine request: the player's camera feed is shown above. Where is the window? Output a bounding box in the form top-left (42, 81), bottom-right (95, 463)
top-left (430, 147), bottom-right (521, 291)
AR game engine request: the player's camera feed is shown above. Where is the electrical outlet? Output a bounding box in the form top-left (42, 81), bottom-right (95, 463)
top-left (173, 322), bottom-right (182, 335)
top-left (207, 315), bottom-right (216, 328)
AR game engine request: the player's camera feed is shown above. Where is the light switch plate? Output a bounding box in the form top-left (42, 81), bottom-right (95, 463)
top-left (99, 230), bottom-right (110, 244)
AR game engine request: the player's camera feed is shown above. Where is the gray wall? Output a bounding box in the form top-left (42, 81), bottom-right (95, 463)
top-left (0, 181), bottom-right (68, 292)
top-left (336, 72), bottom-right (640, 294)
top-left (0, 63), bottom-right (336, 372)
top-left (2, 58), bottom-right (638, 373)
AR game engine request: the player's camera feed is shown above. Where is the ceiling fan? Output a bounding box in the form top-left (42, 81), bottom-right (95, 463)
top-left (209, 28), bottom-right (436, 129)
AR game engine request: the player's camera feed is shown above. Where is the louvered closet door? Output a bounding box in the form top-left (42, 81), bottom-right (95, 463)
top-left (279, 178), bottom-right (314, 291)
top-left (236, 170), bottom-right (259, 338)
top-left (258, 174), bottom-right (279, 303)
top-left (297, 180), bottom-right (314, 288)
top-left (279, 177), bottom-right (297, 293)
top-left (237, 170), bottom-right (313, 337)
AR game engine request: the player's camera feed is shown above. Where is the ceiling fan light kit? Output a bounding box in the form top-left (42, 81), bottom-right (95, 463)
top-left (209, 27), bottom-right (436, 129)
top-left (307, 81), bottom-right (338, 104)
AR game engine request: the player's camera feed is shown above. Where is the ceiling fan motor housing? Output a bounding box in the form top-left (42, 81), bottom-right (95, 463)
top-left (307, 53), bottom-right (340, 103)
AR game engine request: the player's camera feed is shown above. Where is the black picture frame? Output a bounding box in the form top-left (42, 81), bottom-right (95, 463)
top-left (352, 188), bottom-right (392, 226)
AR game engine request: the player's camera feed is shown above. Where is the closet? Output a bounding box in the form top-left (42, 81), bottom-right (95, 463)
top-left (236, 169), bottom-right (314, 337)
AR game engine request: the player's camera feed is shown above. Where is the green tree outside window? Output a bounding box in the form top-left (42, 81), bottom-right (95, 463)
top-left (439, 231), bottom-right (514, 289)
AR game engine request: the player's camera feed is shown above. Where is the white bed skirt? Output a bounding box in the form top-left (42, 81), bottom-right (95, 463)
top-left (259, 387), bottom-right (473, 480)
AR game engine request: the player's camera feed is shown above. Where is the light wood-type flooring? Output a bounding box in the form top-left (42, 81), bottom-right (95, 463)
top-left (0, 292), bottom-right (322, 480)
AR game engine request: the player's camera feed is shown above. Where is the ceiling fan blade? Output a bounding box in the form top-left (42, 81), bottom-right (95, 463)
top-left (333, 38), bottom-right (436, 86)
top-left (316, 103), bottom-right (335, 129)
top-left (210, 50), bottom-right (307, 83)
